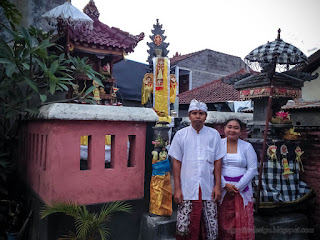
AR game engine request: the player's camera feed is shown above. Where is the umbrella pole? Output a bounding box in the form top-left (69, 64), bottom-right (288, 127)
top-left (255, 95), bottom-right (272, 212)
top-left (255, 64), bottom-right (276, 213)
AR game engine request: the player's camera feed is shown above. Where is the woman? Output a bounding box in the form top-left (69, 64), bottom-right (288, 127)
top-left (218, 119), bottom-right (257, 240)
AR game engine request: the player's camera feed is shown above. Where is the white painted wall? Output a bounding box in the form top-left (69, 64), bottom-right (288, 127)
top-left (301, 66), bottom-right (320, 101)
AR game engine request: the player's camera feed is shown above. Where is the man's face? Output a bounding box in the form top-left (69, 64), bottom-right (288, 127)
top-left (189, 110), bottom-right (207, 129)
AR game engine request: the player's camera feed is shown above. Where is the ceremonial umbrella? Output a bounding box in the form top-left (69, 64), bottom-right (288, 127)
top-left (244, 29), bottom-right (307, 211)
top-left (42, 0), bottom-right (93, 30)
top-left (245, 37), bottom-right (307, 65)
top-left (42, 0), bottom-right (93, 52)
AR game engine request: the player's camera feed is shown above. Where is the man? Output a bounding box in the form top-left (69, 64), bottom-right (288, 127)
top-left (168, 99), bottom-right (226, 240)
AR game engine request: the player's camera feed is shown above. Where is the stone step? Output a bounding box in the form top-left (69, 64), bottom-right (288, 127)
top-left (139, 211), bottom-right (177, 240)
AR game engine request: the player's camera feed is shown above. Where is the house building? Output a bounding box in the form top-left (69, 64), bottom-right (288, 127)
top-left (301, 49), bottom-right (320, 101)
top-left (170, 49), bottom-right (247, 94)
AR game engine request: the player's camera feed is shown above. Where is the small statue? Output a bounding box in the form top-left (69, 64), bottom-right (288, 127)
top-left (295, 146), bottom-right (304, 172)
top-left (141, 73), bottom-right (153, 105)
top-left (149, 147), bottom-right (172, 216)
top-left (92, 80), bottom-right (101, 104)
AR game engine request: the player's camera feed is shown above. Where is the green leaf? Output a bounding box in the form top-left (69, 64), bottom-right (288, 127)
top-left (34, 58), bottom-right (47, 72)
top-left (0, 58), bottom-right (11, 64)
top-left (58, 83), bottom-right (69, 91)
top-left (40, 94), bottom-right (47, 103)
top-left (59, 53), bottom-right (65, 62)
top-left (21, 26), bottom-right (32, 47)
top-left (49, 60), bottom-right (59, 75)
top-left (86, 73), bottom-right (93, 80)
top-left (0, 38), bottom-right (14, 59)
top-left (49, 82), bottom-right (56, 95)
top-left (83, 85), bottom-right (96, 98)
top-left (38, 39), bottom-right (54, 49)
top-left (22, 62), bottom-right (30, 70)
top-left (24, 76), bottom-right (39, 93)
top-left (93, 78), bottom-right (103, 87)
top-left (6, 62), bottom-right (16, 77)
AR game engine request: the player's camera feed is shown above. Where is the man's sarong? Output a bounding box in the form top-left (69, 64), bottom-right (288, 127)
top-left (176, 188), bottom-right (218, 240)
top-left (218, 193), bottom-right (255, 240)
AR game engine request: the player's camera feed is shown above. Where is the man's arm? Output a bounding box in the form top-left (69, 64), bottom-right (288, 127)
top-left (212, 158), bottom-right (222, 202)
top-left (173, 158), bottom-right (183, 204)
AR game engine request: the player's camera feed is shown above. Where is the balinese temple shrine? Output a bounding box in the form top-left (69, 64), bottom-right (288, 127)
top-left (61, 0), bottom-right (144, 104)
top-left (226, 29), bottom-right (318, 238)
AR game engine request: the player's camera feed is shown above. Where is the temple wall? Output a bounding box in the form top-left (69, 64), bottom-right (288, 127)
top-left (20, 104), bottom-right (158, 205)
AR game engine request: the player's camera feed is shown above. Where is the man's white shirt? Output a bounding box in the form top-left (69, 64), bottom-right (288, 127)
top-left (168, 126), bottom-right (226, 200)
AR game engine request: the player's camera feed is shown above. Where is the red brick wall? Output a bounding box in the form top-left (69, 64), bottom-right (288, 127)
top-left (299, 130), bottom-right (320, 230)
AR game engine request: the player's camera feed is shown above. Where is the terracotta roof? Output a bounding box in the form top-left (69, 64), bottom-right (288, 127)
top-left (70, 0), bottom-right (144, 53)
top-left (178, 69), bottom-right (252, 104)
top-left (170, 49), bottom-right (206, 65)
top-left (282, 100), bottom-right (320, 110)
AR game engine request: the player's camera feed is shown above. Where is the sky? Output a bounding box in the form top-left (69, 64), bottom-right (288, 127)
top-left (72, 0), bottom-right (320, 64)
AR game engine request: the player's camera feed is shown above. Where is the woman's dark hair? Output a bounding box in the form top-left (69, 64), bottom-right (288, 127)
top-left (225, 118), bottom-right (243, 130)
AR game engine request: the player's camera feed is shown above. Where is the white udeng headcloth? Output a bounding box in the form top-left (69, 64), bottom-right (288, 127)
top-left (188, 99), bottom-right (208, 113)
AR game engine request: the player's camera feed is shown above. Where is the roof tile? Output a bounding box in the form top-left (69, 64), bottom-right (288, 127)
top-left (70, 0), bottom-right (144, 53)
top-left (178, 68), bottom-right (252, 104)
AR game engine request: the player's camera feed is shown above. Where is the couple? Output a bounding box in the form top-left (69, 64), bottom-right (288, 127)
top-left (168, 99), bottom-right (257, 240)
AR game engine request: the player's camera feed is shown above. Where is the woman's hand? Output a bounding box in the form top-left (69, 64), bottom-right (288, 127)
top-left (225, 183), bottom-right (239, 195)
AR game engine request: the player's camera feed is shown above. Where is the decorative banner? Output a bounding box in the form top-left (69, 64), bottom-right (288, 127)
top-left (282, 158), bottom-right (294, 180)
top-left (295, 146), bottom-right (304, 172)
top-left (155, 58), bottom-right (164, 90)
top-left (141, 73), bottom-right (154, 105)
top-left (153, 57), bottom-right (170, 118)
top-left (240, 87), bottom-right (300, 99)
top-left (170, 74), bottom-right (178, 104)
top-left (267, 144), bottom-right (278, 167)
